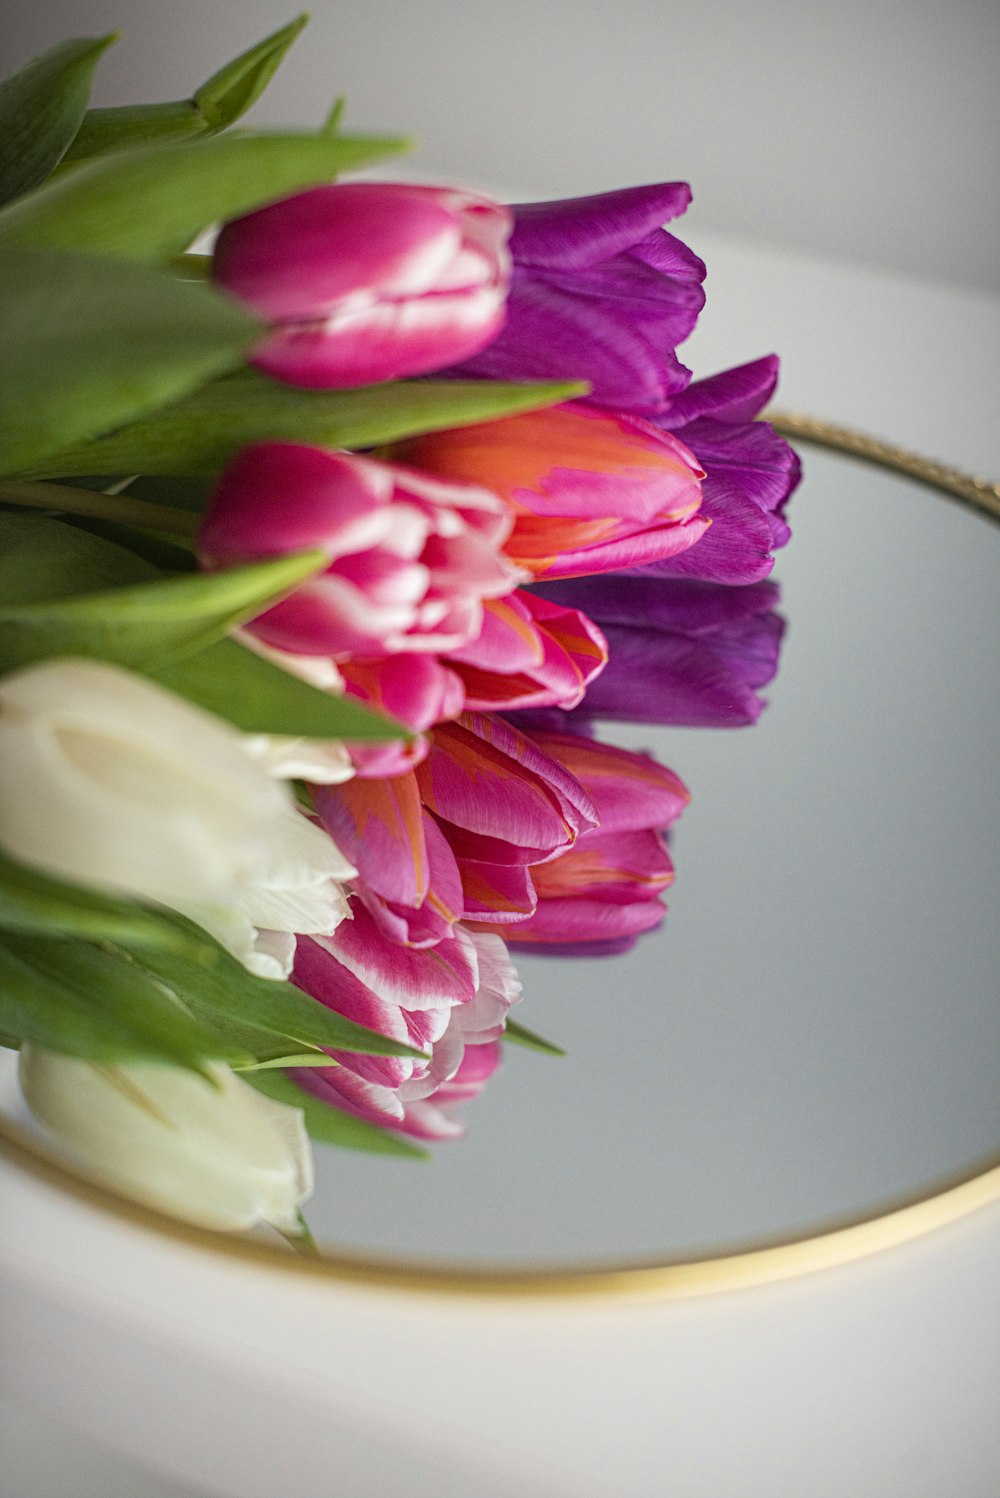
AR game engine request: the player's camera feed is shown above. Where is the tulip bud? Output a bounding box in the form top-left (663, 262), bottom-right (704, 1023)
top-left (0, 659), bottom-right (354, 977)
top-left (393, 402), bottom-right (707, 580)
top-left (199, 442), bottom-right (522, 658)
top-left (19, 1047), bottom-right (314, 1232)
top-left (213, 182), bottom-right (512, 387)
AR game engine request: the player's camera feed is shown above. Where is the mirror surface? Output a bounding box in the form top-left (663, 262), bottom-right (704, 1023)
top-left (2, 444), bottom-right (998, 1269)
top-left (303, 444), bottom-right (1000, 1264)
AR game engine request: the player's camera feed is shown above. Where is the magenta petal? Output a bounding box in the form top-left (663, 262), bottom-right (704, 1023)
top-left (314, 771), bottom-right (427, 908)
top-left (326, 901), bottom-right (478, 1010)
top-left (418, 714), bottom-right (597, 866)
top-left (504, 895), bottom-right (666, 944)
top-left (523, 731), bottom-right (689, 832)
top-left (458, 859), bottom-right (537, 921)
top-left (294, 1064), bottom-right (406, 1128)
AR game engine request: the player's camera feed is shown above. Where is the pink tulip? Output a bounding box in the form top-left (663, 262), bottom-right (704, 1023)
top-left (393, 401), bottom-right (707, 580)
top-left (213, 182), bottom-right (512, 387)
top-left (293, 918), bottom-right (521, 1140)
top-left (199, 442), bottom-right (522, 658)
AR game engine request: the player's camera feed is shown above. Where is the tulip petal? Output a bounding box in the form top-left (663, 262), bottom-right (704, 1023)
top-left (324, 900), bottom-right (478, 1010)
top-left (507, 182), bottom-right (695, 269)
top-left (314, 770), bottom-right (427, 908)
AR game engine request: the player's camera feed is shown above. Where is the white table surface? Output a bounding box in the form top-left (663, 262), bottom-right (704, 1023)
top-left (2, 233), bottom-right (999, 1498)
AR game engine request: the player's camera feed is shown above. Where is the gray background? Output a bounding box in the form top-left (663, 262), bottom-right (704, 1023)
top-left (1, 0), bottom-right (998, 293)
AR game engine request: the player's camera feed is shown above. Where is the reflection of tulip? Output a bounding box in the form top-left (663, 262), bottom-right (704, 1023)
top-left (395, 403), bottom-right (706, 580)
top-left (293, 922), bottom-right (520, 1140)
top-left (446, 589), bottom-right (607, 711)
top-left (496, 732), bottom-right (689, 956)
top-left (314, 711), bottom-right (599, 945)
top-left (199, 442), bottom-right (521, 657)
top-left (637, 356), bottom-right (801, 585)
top-left (213, 182), bottom-right (512, 387)
top-left (0, 659), bottom-right (354, 978)
top-left (532, 575), bottom-right (784, 727)
top-left (19, 1048), bottom-right (313, 1232)
top-left (449, 182), bottom-right (706, 413)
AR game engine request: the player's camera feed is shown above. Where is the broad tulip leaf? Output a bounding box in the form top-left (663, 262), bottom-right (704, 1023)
top-left (0, 542), bottom-right (327, 672)
top-left (63, 16), bottom-right (309, 162)
top-left (0, 932), bottom-right (246, 1067)
top-left (32, 374), bottom-right (590, 479)
top-left (152, 637), bottom-right (408, 742)
top-left (0, 247), bottom-right (257, 476)
top-left (133, 943), bottom-right (427, 1060)
top-left (0, 130), bottom-right (409, 264)
top-left (246, 1069), bottom-right (430, 1158)
top-left (0, 512), bottom-right (155, 606)
top-left (0, 36), bottom-right (115, 205)
top-left (503, 1018), bottom-right (566, 1056)
top-left (0, 848), bottom-right (215, 958)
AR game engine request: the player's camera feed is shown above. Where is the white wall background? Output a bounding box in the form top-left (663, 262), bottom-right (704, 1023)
top-left (1, 0), bottom-right (997, 293)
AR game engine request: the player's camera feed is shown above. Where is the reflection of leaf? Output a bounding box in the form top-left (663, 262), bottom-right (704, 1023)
top-left (504, 1018), bottom-right (566, 1056)
top-left (152, 637), bottom-right (408, 741)
top-left (246, 1069), bottom-right (430, 1158)
top-left (0, 131), bottom-right (409, 264)
top-left (0, 36), bottom-right (115, 204)
top-left (64, 16), bottom-right (309, 162)
top-left (0, 248), bottom-right (256, 476)
top-left (0, 933), bottom-right (245, 1068)
top-left (33, 373), bottom-right (589, 480)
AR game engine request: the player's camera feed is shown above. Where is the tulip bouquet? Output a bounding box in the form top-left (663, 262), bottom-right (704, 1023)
top-left (0, 20), bottom-right (798, 1241)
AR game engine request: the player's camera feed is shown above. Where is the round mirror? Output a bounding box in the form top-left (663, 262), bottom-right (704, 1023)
top-left (2, 431), bottom-right (999, 1290)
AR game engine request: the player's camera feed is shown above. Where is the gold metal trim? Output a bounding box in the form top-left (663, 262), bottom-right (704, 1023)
top-left (2, 418), bottom-right (999, 1301)
top-left (768, 411), bottom-right (1000, 523)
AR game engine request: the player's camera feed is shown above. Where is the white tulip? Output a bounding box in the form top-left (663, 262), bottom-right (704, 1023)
top-left (0, 659), bottom-right (357, 975)
top-left (0, 658), bottom-right (290, 906)
top-left (18, 1046), bottom-right (314, 1233)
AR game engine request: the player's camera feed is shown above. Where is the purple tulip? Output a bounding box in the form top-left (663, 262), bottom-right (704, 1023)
top-left (635, 355), bottom-right (801, 585)
top-left (530, 573), bottom-right (785, 728)
top-left (213, 182), bottom-right (512, 388)
top-left (449, 181), bottom-right (706, 412)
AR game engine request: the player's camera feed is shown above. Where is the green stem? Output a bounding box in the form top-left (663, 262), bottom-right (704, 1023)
top-left (0, 480), bottom-right (200, 537)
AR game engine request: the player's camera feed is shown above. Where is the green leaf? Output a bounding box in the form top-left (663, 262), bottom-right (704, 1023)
top-left (237, 1053), bottom-right (341, 1071)
top-left (0, 848), bottom-right (215, 958)
top-left (152, 637), bottom-right (408, 741)
top-left (131, 942), bottom-right (428, 1061)
top-left (0, 512), bottom-right (155, 606)
top-left (0, 534), bottom-right (327, 673)
top-left (503, 1018), bottom-right (566, 1056)
top-left (193, 14), bottom-right (310, 130)
top-left (0, 36), bottom-right (116, 205)
top-left (31, 373), bottom-right (590, 480)
top-left (246, 1069), bottom-right (430, 1158)
top-left (0, 932), bottom-right (245, 1067)
top-left (0, 130), bottom-right (410, 264)
top-left (64, 16), bottom-right (309, 162)
top-left (0, 247), bottom-right (257, 477)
